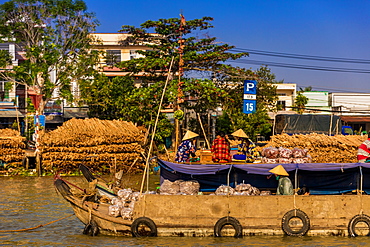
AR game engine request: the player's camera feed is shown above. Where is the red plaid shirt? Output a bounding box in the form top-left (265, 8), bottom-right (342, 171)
top-left (211, 137), bottom-right (231, 162)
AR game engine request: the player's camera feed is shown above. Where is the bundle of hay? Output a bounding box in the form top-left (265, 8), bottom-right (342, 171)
top-left (0, 129), bottom-right (25, 166)
top-left (39, 118), bottom-right (145, 173)
top-left (258, 133), bottom-right (366, 163)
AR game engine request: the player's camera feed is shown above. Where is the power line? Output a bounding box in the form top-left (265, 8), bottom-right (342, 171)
top-left (231, 48), bottom-right (370, 64)
top-left (230, 59), bottom-right (370, 74)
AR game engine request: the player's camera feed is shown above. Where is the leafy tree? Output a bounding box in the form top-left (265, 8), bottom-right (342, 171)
top-left (80, 74), bottom-right (174, 142)
top-left (117, 16), bottom-right (249, 84)
top-left (115, 16), bottom-right (250, 142)
top-left (218, 66), bottom-right (280, 140)
top-left (0, 0), bottom-right (100, 113)
top-left (82, 16), bottom-right (280, 142)
top-left (294, 91), bottom-right (309, 114)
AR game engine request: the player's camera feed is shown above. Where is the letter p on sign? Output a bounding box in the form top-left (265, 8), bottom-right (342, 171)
top-left (244, 80), bottom-right (257, 94)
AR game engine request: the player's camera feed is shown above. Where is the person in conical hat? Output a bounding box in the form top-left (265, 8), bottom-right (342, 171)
top-left (175, 130), bottom-right (199, 163)
top-left (231, 129), bottom-right (259, 163)
top-left (182, 130), bottom-right (199, 141)
top-left (269, 165), bottom-right (293, 195)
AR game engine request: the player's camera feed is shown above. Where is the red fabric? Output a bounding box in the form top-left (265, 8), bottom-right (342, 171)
top-left (358, 138), bottom-right (370, 162)
top-left (211, 137), bottom-right (231, 162)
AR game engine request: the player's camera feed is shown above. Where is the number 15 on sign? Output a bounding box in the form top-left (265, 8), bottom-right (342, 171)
top-left (243, 100), bottom-right (256, 114)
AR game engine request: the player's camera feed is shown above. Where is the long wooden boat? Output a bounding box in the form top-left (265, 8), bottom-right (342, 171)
top-left (55, 168), bottom-right (370, 238)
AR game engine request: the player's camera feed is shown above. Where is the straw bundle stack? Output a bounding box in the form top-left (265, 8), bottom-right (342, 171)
top-left (0, 129), bottom-right (25, 165)
top-left (39, 118), bottom-right (145, 173)
top-left (258, 133), bottom-right (367, 163)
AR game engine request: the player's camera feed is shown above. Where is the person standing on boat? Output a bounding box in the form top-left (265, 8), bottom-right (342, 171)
top-left (269, 165), bottom-right (293, 195)
top-left (175, 130), bottom-right (199, 163)
top-left (211, 131), bottom-right (231, 163)
top-left (357, 132), bottom-right (370, 163)
top-left (231, 129), bottom-right (259, 163)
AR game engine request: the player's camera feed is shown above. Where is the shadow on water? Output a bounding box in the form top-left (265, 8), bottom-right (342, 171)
top-left (0, 176), bottom-right (370, 246)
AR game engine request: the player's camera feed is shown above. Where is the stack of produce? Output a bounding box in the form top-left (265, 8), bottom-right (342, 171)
top-left (258, 133), bottom-right (367, 163)
top-left (108, 189), bottom-right (140, 220)
top-left (213, 183), bottom-right (261, 196)
top-left (39, 118), bottom-right (145, 173)
top-left (234, 183), bottom-right (261, 196)
top-left (0, 128), bottom-right (25, 167)
top-left (159, 179), bottom-right (200, 195)
top-left (261, 147), bottom-right (311, 163)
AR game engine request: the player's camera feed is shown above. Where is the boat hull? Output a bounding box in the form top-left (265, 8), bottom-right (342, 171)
top-left (56, 179), bottom-right (370, 237)
top-left (132, 194), bottom-right (370, 237)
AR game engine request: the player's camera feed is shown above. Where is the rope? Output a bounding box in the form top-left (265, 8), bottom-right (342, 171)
top-left (0, 213), bottom-right (75, 233)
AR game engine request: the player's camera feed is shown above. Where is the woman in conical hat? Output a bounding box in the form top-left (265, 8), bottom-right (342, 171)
top-left (175, 130), bottom-right (199, 163)
top-left (269, 165), bottom-right (293, 195)
top-left (231, 129), bottom-right (259, 163)
top-left (182, 130), bottom-right (199, 141)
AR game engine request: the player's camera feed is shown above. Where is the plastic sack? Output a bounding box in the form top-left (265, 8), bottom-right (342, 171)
top-left (121, 207), bottom-right (133, 220)
top-left (292, 148), bottom-right (308, 158)
top-left (179, 180), bottom-right (200, 195)
top-left (108, 205), bottom-right (121, 217)
top-left (159, 179), bottom-right (180, 195)
top-left (117, 188), bottom-right (133, 201)
top-left (278, 147), bottom-right (293, 158)
top-left (215, 185), bottom-right (235, 195)
top-left (262, 147), bottom-right (279, 159)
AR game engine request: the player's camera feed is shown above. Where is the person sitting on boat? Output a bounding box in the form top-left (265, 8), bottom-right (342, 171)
top-left (175, 130), bottom-right (199, 163)
top-left (211, 131), bottom-right (231, 163)
top-left (231, 129), bottom-right (259, 163)
top-left (357, 132), bottom-right (370, 163)
top-left (269, 165), bottom-right (293, 195)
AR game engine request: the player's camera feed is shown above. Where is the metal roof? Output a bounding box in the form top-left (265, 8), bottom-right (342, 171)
top-left (341, 116), bottom-right (370, 123)
top-left (0, 110), bottom-right (24, 118)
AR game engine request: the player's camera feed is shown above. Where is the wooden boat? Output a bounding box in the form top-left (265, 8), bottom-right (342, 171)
top-left (55, 164), bottom-right (370, 238)
top-left (54, 178), bottom-right (133, 236)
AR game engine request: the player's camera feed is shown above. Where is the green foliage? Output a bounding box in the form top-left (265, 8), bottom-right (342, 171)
top-left (117, 16), bottom-right (249, 84)
top-left (0, 0), bottom-right (100, 112)
top-left (294, 91), bottom-right (309, 114)
top-left (81, 16), bottom-right (280, 143)
top-left (219, 66), bottom-right (280, 139)
top-left (80, 75), bottom-right (174, 142)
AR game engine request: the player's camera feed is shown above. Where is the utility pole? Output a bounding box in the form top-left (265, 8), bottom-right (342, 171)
top-left (175, 13), bottom-right (186, 151)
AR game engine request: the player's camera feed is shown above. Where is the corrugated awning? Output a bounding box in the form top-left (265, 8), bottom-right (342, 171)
top-left (0, 110), bottom-right (24, 118)
top-left (341, 116), bottom-right (370, 123)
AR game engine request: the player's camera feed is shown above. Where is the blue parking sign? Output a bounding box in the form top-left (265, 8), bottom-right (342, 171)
top-left (243, 80), bottom-right (257, 114)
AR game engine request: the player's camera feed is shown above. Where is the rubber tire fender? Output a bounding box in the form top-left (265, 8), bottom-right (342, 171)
top-left (348, 214), bottom-right (370, 237)
top-left (214, 216), bottom-right (243, 238)
top-left (281, 209), bottom-right (310, 236)
top-left (131, 217), bottom-right (158, 237)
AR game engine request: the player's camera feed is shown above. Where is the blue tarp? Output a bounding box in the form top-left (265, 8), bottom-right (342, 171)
top-left (157, 159), bottom-right (370, 194)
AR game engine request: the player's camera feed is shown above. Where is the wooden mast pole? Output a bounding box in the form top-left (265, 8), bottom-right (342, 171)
top-left (175, 13), bottom-right (186, 152)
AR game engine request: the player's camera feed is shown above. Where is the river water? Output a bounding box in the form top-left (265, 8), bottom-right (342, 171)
top-left (1, 176), bottom-right (370, 247)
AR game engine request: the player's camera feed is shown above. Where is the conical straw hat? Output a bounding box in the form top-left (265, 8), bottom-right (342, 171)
top-left (231, 129), bottom-right (249, 138)
top-left (269, 165), bottom-right (289, 176)
top-left (182, 130), bottom-right (199, 141)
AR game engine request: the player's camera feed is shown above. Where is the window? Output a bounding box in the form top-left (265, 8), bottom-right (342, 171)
top-left (130, 50), bottom-right (137, 60)
top-left (106, 50), bottom-right (121, 65)
top-left (277, 100), bottom-right (286, 110)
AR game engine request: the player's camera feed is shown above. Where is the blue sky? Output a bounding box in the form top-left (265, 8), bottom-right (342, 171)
top-left (5, 0), bottom-right (370, 93)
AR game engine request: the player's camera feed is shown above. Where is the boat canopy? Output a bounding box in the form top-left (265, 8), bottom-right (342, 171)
top-left (157, 159), bottom-right (370, 195)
